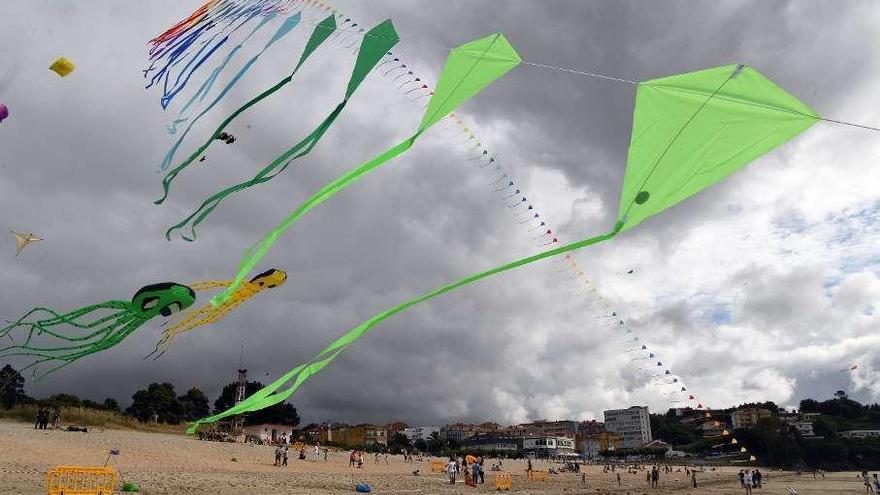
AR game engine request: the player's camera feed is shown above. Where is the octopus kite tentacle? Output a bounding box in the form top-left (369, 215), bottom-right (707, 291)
top-left (0, 283), bottom-right (196, 380)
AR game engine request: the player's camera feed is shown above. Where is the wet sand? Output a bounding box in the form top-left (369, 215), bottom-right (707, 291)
top-left (0, 420), bottom-right (868, 494)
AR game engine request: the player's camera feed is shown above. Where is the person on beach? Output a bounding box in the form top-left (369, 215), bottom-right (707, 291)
top-left (274, 446), bottom-right (282, 466)
top-left (446, 457), bottom-right (457, 484)
top-left (651, 466), bottom-right (659, 487)
top-left (692, 470), bottom-right (697, 488)
top-left (754, 469), bottom-right (762, 488)
top-left (349, 450), bottom-right (357, 468)
top-left (616, 472), bottom-right (621, 486)
top-left (51, 409), bottom-right (60, 430)
top-left (743, 470), bottom-right (753, 494)
top-left (646, 470), bottom-right (651, 486)
top-left (282, 446), bottom-right (289, 467)
top-left (739, 470), bottom-right (746, 487)
top-left (34, 408), bottom-right (43, 429)
top-left (478, 458), bottom-right (485, 484)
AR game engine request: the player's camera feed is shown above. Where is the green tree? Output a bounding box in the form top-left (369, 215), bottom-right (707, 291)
top-left (178, 387), bottom-right (210, 421)
top-left (388, 432), bottom-right (412, 451)
top-left (213, 381), bottom-right (299, 426)
top-left (413, 438), bottom-right (428, 452)
top-left (126, 383), bottom-right (183, 424)
top-left (428, 431), bottom-right (448, 453)
top-left (46, 393), bottom-right (81, 408)
top-left (0, 364), bottom-right (27, 410)
top-left (102, 398), bottom-right (121, 412)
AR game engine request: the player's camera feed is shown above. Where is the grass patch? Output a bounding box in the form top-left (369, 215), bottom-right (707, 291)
top-left (0, 405), bottom-right (185, 434)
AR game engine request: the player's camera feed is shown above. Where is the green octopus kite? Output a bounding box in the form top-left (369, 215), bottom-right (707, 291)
top-left (190, 57), bottom-right (823, 431)
top-left (0, 283), bottom-right (196, 379)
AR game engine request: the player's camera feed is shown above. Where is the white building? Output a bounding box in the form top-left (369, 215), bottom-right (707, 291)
top-left (402, 426), bottom-right (440, 443)
top-left (792, 421), bottom-right (817, 438)
top-left (840, 430), bottom-right (880, 439)
top-left (604, 406), bottom-right (652, 449)
top-left (241, 423), bottom-right (296, 444)
top-left (521, 436), bottom-right (576, 458)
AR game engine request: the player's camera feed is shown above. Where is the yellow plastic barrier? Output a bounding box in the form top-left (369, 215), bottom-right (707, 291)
top-left (494, 472), bottom-right (512, 490)
top-left (47, 466), bottom-right (118, 495)
top-left (430, 461), bottom-right (446, 472)
top-left (527, 469), bottom-right (548, 481)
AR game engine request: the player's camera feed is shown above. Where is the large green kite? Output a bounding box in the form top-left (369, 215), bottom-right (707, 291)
top-left (190, 63), bottom-right (820, 430)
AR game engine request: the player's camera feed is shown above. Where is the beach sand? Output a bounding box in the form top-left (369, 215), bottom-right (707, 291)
top-left (0, 420), bottom-right (868, 494)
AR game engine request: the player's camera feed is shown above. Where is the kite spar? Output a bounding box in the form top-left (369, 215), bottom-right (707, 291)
top-left (191, 62), bottom-right (821, 430)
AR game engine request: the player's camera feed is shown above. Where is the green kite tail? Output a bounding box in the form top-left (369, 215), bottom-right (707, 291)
top-left (155, 14), bottom-right (338, 205)
top-left (209, 32), bottom-right (523, 306)
top-left (188, 225), bottom-right (621, 431)
top-left (164, 19), bottom-right (400, 241)
top-left (192, 63), bottom-right (820, 430)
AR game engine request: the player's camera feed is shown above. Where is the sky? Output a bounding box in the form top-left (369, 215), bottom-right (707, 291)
top-left (0, 0), bottom-right (878, 427)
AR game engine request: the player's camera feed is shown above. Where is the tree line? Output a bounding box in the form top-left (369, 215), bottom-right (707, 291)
top-left (650, 399), bottom-right (880, 470)
top-left (0, 364), bottom-right (299, 427)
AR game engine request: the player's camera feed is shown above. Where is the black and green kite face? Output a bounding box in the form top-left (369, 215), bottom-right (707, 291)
top-left (131, 282), bottom-right (196, 318)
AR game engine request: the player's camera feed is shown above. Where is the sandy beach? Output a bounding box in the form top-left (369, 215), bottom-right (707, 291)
top-left (0, 420), bottom-right (870, 494)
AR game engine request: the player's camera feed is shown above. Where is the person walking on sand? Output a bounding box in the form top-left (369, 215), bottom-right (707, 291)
top-left (51, 408), bottom-right (60, 430)
top-left (446, 457), bottom-right (457, 484)
top-left (274, 446), bottom-right (282, 466)
top-left (282, 446), bottom-right (289, 467)
top-left (34, 408), bottom-right (43, 429)
top-left (692, 470), bottom-right (697, 488)
top-left (616, 472), bottom-right (621, 487)
top-left (349, 450), bottom-right (356, 468)
top-left (754, 469), bottom-right (762, 488)
top-left (743, 470), bottom-right (753, 494)
top-left (739, 470), bottom-right (746, 487)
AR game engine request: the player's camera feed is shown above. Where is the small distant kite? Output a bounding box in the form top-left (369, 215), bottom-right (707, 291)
top-left (0, 282), bottom-right (196, 378)
top-left (49, 57), bottom-right (76, 77)
top-left (0, 102), bottom-right (8, 123)
top-left (215, 131), bottom-right (236, 144)
top-left (148, 268), bottom-right (287, 358)
top-left (840, 364), bottom-right (858, 373)
top-left (11, 231), bottom-right (42, 257)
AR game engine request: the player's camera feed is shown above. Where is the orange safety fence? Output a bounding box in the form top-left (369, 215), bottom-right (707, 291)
top-left (494, 472), bottom-right (512, 490)
top-left (47, 465), bottom-right (118, 495)
top-left (527, 469), bottom-right (548, 481)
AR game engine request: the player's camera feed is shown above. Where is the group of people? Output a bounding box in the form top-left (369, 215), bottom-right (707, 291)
top-left (862, 471), bottom-right (880, 493)
top-left (34, 407), bottom-right (60, 430)
top-left (349, 450), bottom-right (365, 468)
top-left (273, 442), bottom-right (328, 466)
top-left (738, 469), bottom-right (764, 493)
top-left (445, 455), bottom-right (486, 486)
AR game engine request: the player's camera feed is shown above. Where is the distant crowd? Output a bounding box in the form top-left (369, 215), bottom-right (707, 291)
top-left (33, 407), bottom-right (60, 430)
